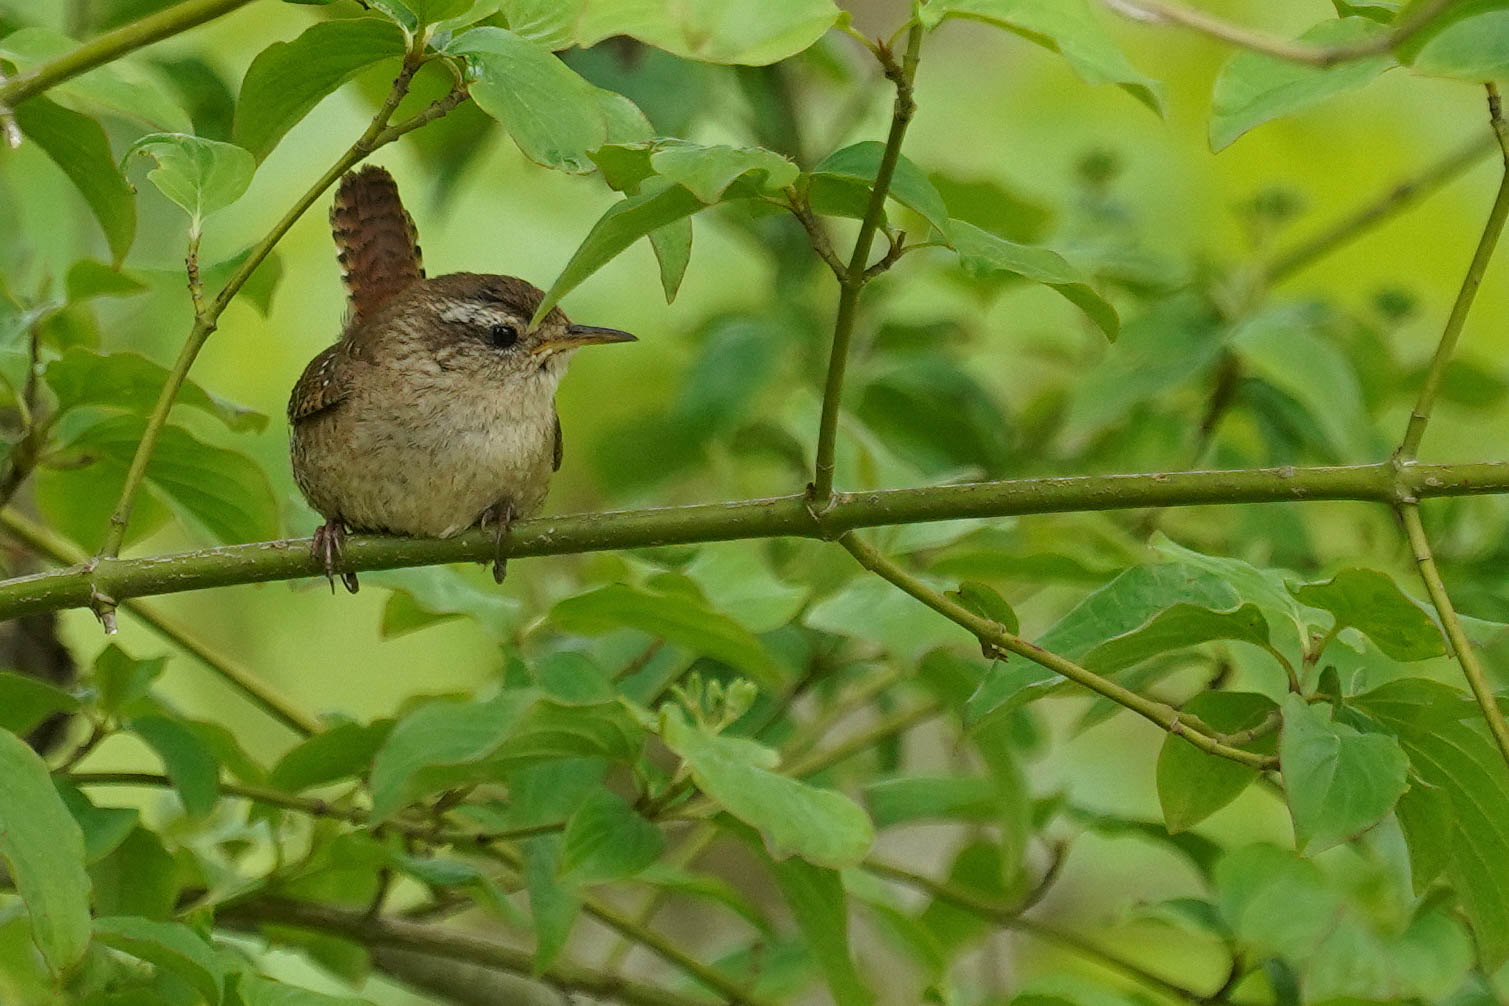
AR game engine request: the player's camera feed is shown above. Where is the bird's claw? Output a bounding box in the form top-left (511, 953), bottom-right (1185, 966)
top-left (311, 518), bottom-right (359, 594)
top-left (480, 501), bottom-right (514, 584)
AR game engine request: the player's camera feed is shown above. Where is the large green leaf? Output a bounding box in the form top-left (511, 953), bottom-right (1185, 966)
top-left (370, 567), bottom-right (521, 642)
top-left (93, 917), bottom-right (228, 1005)
top-left (0, 672), bottom-right (79, 735)
top-left (559, 790), bottom-right (664, 884)
top-left (920, 0), bottom-right (1164, 113)
top-left (574, 0), bottom-right (840, 65)
top-left (0, 728), bottom-right (91, 974)
top-left (46, 415), bottom-right (280, 545)
top-left (1081, 602), bottom-right (1273, 676)
top-left (1355, 679), bottom-right (1509, 967)
top-left (233, 18), bottom-right (406, 161)
top-left (130, 714), bottom-right (221, 819)
top-left (550, 581), bottom-right (785, 689)
top-left (45, 348), bottom-right (266, 433)
top-left (1209, 17), bottom-right (1395, 151)
top-left (13, 98), bottom-right (136, 263)
top-left (123, 133), bottom-right (255, 233)
top-left (369, 689), bottom-right (644, 818)
top-left (865, 775), bottom-right (1001, 828)
top-left (269, 719), bottom-right (393, 792)
top-left (1157, 691), bottom-right (1277, 832)
top-left (1290, 568), bottom-right (1445, 661)
top-left (1398, 3), bottom-right (1509, 79)
top-left (949, 220), bottom-right (1119, 340)
top-left (1280, 693), bottom-right (1408, 854)
top-left (659, 706), bottom-right (874, 868)
top-left (810, 141), bottom-right (950, 235)
top-left (448, 27), bottom-right (607, 173)
top-left (765, 853), bottom-right (874, 1005)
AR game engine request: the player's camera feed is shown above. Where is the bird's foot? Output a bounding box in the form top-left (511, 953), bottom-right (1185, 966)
top-left (479, 500), bottom-right (515, 584)
top-left (311, 518), bottom-right (359, 594)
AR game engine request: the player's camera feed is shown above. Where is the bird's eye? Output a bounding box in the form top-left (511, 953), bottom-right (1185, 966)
top-left (488, 322), bottom-right (519, 349)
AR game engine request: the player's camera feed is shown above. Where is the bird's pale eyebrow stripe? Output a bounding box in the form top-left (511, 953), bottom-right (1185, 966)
top-left (438, 302), bottom-right (489, 325)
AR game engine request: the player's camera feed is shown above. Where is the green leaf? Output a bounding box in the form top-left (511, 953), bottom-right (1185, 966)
top-left (1395, 772), bottom-right (1452, 893)
top-left (949, 220), bottom-right (1118, 340)
top-left (65, 260), bottom-right (149, 301)
top-left (369, 690), bottom-right (644, 819)
top-left (1354, 678), bottom-right (1509, 967)
top-left (55, 784), bottom-right (138, 864)
top-left (807, 576), bottom-right (962, 665)
top-left (1082, 602), bottom-right (1273, 676)
top-left (523, 835), bottom-right (579, 970)
top-left (49, 415), bottom-right (280, 545)
top-left (89, 825), bottom-right (179, 920)
top-left (0, 671), bottom-right (78, 735)
top-left (232, 18), bottom-right (406, 161)
top-left (1228, 303), bottom-right (1373, 461)
top-left (0, 728), bottom-right (91, 974)
top-left (920, 0), bottom-right (1164, 113)
top-left (130, 715), bottom-right (220, 818)
top-left (649, 217), bottom-right (692, 303)
top-left (945, 582), bottom-right (1020, 634)
top-left (269, 720), bottom-right (393, 792)
top-left (45, 347), bottom-right (267, 433)
top-left (448, 26), bottom-right (607, 173)
top-left (533, 181), bottom-right (706, 324)
top-left (1214, 843), bottom-right (1345, 962)
top-left (1280, 694), bottom-right (1408, 854)
top-left (682, 543), bottom-right (808, 635)
top-left (765, 854), bottom-right (874, 1006)
top-left (92, 645), bottom-right (165, 718)
top-left (369, 566), bottom-right (521, 642)
top-left (93, 917), bottom-right (227, 1005)
top-left (574, 0), bottom-right (840, 65)
top-left (236, 977), bottom-right (370, 1006)
top-left (0, 27), bottom-right (191, 132)
top-left (865, 775), bottom-right (1001, 828)
top-left (1209, 17), bottom-right (1395, 151)
top-left (659, 706), bottom-right (874, 868)
top-left (550, 581), bottom-right (785, 689)
top-left (1291, 568), bottom-right (1445, 661)
top-left (559, 790), bottom-right (664, 884)
top-left (13, 98), bottom-right (136, 263)
top-left (651, 139), bottom-right (798, 203)
top-left (1403, 8), bottom-right (1509, 79)
top-left (123, 133), bottom-right (255, 232)
top-left (1157, 691), bottom-right (1277, 832)
top-left (810, 141), bottom-right (950, 235)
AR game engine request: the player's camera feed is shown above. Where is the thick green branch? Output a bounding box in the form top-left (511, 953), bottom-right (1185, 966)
top-left (1399, 506), bottom-right (1509, 769)
top-left (1398, 86), bottom-right (1509, 461)
top-left (0, 0), bottom-right (256, 108)
top-left (1107, 0), bottom-right (1454, 67)
top-left (839, 533), bottom-right (1277, 770)
top-left (4, 461), bottom-right (1509, 621)
top-left (95, 42), bottom-right (468, 561)
top-left (811, 24), bottom-right (923, 505)
top-left (216, 898), bottom-right (722, 1006)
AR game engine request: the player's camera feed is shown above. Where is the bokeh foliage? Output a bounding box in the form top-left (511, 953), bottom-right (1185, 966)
top-left (2, 0), bottom-right (1509, 1004)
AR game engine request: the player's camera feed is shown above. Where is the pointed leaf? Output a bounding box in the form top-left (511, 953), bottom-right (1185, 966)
top-left (130, 715), bottom-right (221, 819)
top-left (559, 790), bottom-right (664, 884)
top-left (812, 141), bottom-right (949, 235)
top-left (1280, 693), bottom-right (1408, 854)
top-left (123, 133), bottom-right (255, 231)
top-left (45, 348), bottom-right (266, 433)
top-left (93, 917), bottom-right (227, 1005)
top-left (13, 98), bottom-right (136, 263)
top-left (950, 220), bottom-right (1118, 340)
top-left (1157, 691), bottom-right (1277, 832)
top-left (1291, 568), bottom-right (1445, 661)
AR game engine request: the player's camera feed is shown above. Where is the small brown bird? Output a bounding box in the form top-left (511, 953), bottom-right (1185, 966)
top-left (289, 165), bottom-right (635, 591)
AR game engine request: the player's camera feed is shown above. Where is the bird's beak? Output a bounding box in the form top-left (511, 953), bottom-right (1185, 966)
top-left (531, 324), bottom-right (637, 356)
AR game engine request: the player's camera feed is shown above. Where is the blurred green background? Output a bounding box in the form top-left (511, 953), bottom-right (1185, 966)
top-left (3, 0), bottom-right (1507, 1001)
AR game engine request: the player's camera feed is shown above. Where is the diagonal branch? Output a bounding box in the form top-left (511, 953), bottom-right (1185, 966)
top-left (810, 24), bottom-right (924, 506)
top-left (1399, 506), bottom-right (1509, 769)
top-left (4, 461), bottom-right (1509, 622)
top-left (838, 533), bottom-right (1277, 770)
top-left (0, 0), bottom-right (256, 109)
top-left (1104, 0), bottom-right (1455, 67)
top-left (1397, 85), bottom-right (1509, 462)
top-left (94, 39), bottom-right (469, 565)
top-left (217, 898), bottom-right (726, 1006)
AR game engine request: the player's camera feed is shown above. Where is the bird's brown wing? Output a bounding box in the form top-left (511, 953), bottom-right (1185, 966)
top-left (289, 344), bottom-right (349, 424)
top-left (330, 164), bottom-right (424, 325)
top-left (552, 411), bottom-right (563, 472)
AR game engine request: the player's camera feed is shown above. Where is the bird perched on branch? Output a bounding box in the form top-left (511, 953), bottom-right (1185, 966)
top-left (288, 165), bottom-right (635, 592)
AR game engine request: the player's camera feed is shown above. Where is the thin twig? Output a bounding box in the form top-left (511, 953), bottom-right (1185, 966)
top-left (216, 898), bottom-right (721, 1006)
top-left (783, 188), bottom-right (846, 280)
top-left (863, 859), bottom-right (1221, 1005)
top-left (5, 461), bottom-right (1509, 621)
top-left (1265, 134), bottom-right (1497, 285)
top-left (1104, 0), bottom-right (1455, 67)
top-left (839, 533), bottom-right (1276, 770)
top-left (0, 0), bottom-right (255, 108)
top-left (94, 39), bottom-right (466, 564)
top-left (1398, 86), bottom-right (1509, 461)
top-left (810, 25), bottom-right (924, 506)
top-left (1398, 506), bottom-right (1509, 769)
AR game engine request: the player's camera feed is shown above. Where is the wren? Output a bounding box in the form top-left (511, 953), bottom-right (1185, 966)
top-left (288, 165), bottom-right (635, 592)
